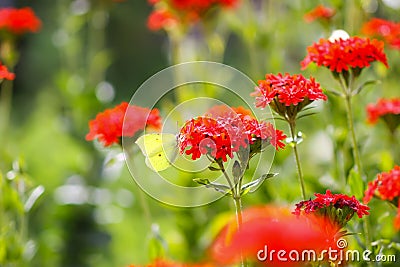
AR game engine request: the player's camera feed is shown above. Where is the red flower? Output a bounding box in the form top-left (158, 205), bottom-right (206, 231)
top-left (363, 166), bottom-right (400, 229)
top-left (147, 0), bottom-right (238, 30)
top-left (147, 10), bottom-right (178, 31)
top-left (304, 5), bottom-right (335, 23)
top-left (210, 206), bottom-right (338, 266)
top-left (178, 106), bottom-right (285, 162)
top-left (252, 73), bottom-right (326, 123)
top-left (366, 98), bottom-right (400, 125)
top-left (362, 18), bottom-right (400, 50)
top-left (294, 190), bottom-right (370, 228)
top-left (0, 63), bottom-right (15, 80)
top-left (253, 73), bottom-right (327, 108)
top-left (0, 7), bottom-right (41, 35)
top-left (86, 102), bottom-right (162, 147)
top-left (301, 37), bottom-right (388, 73)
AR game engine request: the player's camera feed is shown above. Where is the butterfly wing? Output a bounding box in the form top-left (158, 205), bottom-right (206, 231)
top-left (135, 133), bottom-right (178, 172)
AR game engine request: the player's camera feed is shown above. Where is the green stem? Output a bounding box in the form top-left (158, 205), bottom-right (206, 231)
top-left (343, 95), bottom-right (363, 176)
top-left (0, 79), bottom-right (14, 141)
top-left (217, 160), bottom-right (245, 267)
top-left (288, 121), bottom-right (306, 200)
top-left (337, 73), bottom-right (372, 258)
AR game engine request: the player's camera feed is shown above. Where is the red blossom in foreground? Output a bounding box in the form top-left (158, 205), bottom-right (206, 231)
top-left (301, 37), bottom-right (388, 73)
top-left (294, 190), bottom-right (369, 228)
top-left (364, 166), bottom-right (400, 229)
top-left (178, 106), bottom-right (285, 162)
top-left (0, 63), bottom-right (15, 80)
top-left (366, 98), bottom-right (400, 133)
top-left (304, 4), bottom-right (335, 23)
top-left (362, 18), bottom-right (400, 50)
top-left (210, 206), bottom-right (338, 266)
top-left (86, 102), bottom-right (162, 147)
top-left (0, 7), bottom-right (41, 34)
top-left (147, 0), bottom-right (238, 31)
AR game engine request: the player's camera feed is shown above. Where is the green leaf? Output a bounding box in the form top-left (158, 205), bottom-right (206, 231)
top-left (208, 166), bottom-right (221, 171)
top-left (347, 168), bottom-right (364, 199)
top-left (352, 80), bottom-right (380, 96)
top-left (232, 160), bottom-right (241, 184)
top-left (193, 178), bottom-right (231, 195)
top-left (240, 173), bottom-right (277, 195)
top-left (24, 185), bottom-right (45, 212)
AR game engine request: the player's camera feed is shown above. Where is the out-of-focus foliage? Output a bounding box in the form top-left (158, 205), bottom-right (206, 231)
top-left (1, 0), bottom-right (400, 267)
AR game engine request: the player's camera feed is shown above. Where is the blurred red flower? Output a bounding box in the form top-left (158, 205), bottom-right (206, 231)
top-left (362, 18), bottom-right (400, 50)
top-left (304, 4), bottom-right (335, 23)
top-left (366, 98), bottom-right (400, 133)
top-left (363, 166), bottom-right (400, 229)
top-left (86, 102), bottom-right (162, 147)
top-left (147, 0), bottom-right (238, 31)
top-left (301, 37), bottom-right (388, 73)
top-left (178, 106), bottom-right (285, 161)
top-left (147, 10), bottom-right (178, 31)
top-left (294, 190), bottom-right (369, 228)
top-left (0, 7), bottom-right (41, 34)
top-left (0, 63), bottom-right (15, 80)
top-left (127, 258), bottom-right (214, 267)
top-left (210, 206), bottom-right (339, 266)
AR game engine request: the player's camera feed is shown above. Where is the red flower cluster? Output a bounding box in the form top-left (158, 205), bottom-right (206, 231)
top-left (86, 102), bottom-right (162, 147)
top-left (362, 18), bottom-right (400, 50)
top-left (301, 37), bottom-right (388, 73)
top-left (178, 106), bottom-right (285, 162)
top-left (253, 73), bottom-right (327, 108)
top-left (304, 4), bottom-right (335, 23)
top-left (0, 62), bottom-right (15, 80)
top-left (0, 7), bottom-right (41, 35)
top-left (211, 206), bottom-right (338, 266)
top-left (367, 98), bottom-right (400, 125)
top-left (294, 190), bottom-right (370, 228)
top-left (147, 0), bottom-right (238, 31)
top-left (363, 166), bottom-right (400, 229)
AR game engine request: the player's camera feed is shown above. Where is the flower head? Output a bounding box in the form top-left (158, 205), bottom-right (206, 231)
top-left (304, 4), bottom-right (335, 23)
top-left (301, 37), bottom-right (388, 73)
top-left (362, 18), bottom-right (400, 50)
top-left (178, 106), bottom-right (285, 162)
top-left (147, 9), bottom-right (178, 31)
top-left (86, 102), bottom-right (162, 147)
top-left (366, 98), bottom-right (400, 133)
top-left (0, 7), bottom-right (41, 35)
top-left (0, 62), bottom-right (15, 80)
top-left (147, 0), bottom-right (238, 31)
top-left (294, 190), bottom-right (370, 229)
top-left (252, 73), bottom-right (327, 121)
top-left (210, 206), bottom-right (338, 266)
top-left (363, 166), bottom-right (400, 229)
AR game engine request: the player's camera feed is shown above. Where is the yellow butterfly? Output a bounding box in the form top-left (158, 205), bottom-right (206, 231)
top-left (135, 133), bottom-right (178, 172)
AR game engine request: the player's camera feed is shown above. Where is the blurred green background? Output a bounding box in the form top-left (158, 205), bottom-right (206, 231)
top-left (1, 0), bottom-right (400, 266)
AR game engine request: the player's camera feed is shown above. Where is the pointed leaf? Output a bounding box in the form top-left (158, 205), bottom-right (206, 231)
top-left (232, 160), bottom-right (242, 184)
top-left (193, 178), bottom-right (231, 195)
top-left (353, 80), bottom-right (380, 96)
top-left (208, 166), bottom-right (221, 171)
top-left (348, 168), bottom-right (364, 199)
top-left (24, 185), bottom-right (45, 212)
top-left (240, 173), bottom-right (277, 195)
